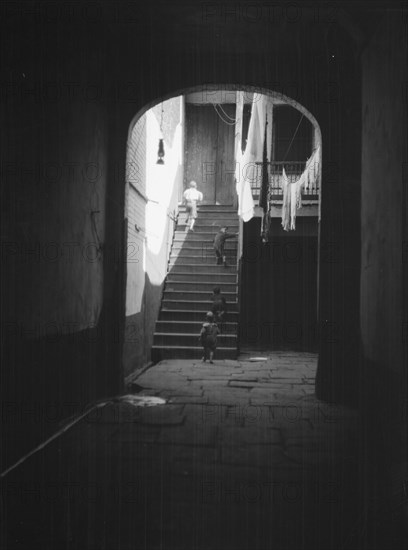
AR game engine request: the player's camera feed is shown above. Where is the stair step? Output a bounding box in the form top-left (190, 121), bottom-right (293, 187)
top-left (178, 205), bottom-right (237, 212)
top-left (175, 224), bottom-right (239, 232)
top-left (172, 242), bottom-right (238, 251)
top-left (163, 290), bottom-right (237, 301)
top-left (173, 232), bottom-right (238, 242)
top-left (172, 237), bottom-right (238, 245)
top-left (165, 281), bottom-right (237, 291)
top-left (167, 270), bottom-right (238, 280)
top-left (168, 266), bottom-right (238, 277)
top-left (156, 320), bottom-right (237, 333)
top-left (169, 254), bottom-right (237, 265)
top-left (162, 300), bottom-right (239, 311)
top-left (151, 345), bottom-right (238, 360)
top-left (169, 258), bottom-right (237, 268)
top-left (178, 213), bottom-right (239, 220)
top-left (153, 332), bottom-right (237, 346)
top-left (159, 309), bottom-right (239, 321)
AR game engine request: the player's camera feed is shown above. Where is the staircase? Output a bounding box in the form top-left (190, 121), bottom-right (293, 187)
top-left (151, 204), bottom-right (239, 360)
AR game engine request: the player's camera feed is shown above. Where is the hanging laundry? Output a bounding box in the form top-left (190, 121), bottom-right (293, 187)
top-left (260, 115), bottom-right (270, 242)
top-left (259, 116), bottom-right (269, 212)
top-left (281, 146), bottom-right (321, 231)
top-left (261, 209), bottom-right (271, 243)
top-left (302, 146), bottom-right (321, 193)
top-left (281, 167), bottom-right (291, 231)
top-left (281, 171), bottom-right (306, 231)
top-left (236, 94), bottom-right (269, 222)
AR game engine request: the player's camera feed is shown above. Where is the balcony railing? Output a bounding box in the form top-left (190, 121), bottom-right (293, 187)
top-left (252, 161), bottom-right (320, 203)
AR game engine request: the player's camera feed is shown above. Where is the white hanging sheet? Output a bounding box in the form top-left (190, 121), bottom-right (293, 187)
top-left (281, 146), bottom-right (321, 231)
top-left (236, 95), bottom-right (269, 222)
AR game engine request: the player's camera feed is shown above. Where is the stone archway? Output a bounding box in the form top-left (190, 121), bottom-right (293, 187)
top-left (123, 84), bottom-right (323, 380)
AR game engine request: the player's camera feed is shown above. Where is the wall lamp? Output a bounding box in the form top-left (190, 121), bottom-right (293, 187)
top-left (156, 138), bottom-right (165, 165)
top-left (156, 102), bottom-right (165, 165)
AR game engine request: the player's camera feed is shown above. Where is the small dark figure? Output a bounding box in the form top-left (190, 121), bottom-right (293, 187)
top-left (211, 287), bottom-right (227, 333)
top-left (213, 226), bottom-right (238, 267)
top-left (198, 311), bottom-right (219, 363)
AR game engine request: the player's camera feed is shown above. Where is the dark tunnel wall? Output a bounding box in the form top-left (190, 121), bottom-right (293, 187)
top-left (1, 4), bottom-right (406, 517)
top-left (359, 12), bottom-right (408, 541)
top-left (0, 0), bottom-right (363, 462)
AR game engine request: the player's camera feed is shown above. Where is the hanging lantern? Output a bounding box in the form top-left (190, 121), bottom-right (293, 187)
top-left (156, 103), bottom-right (165, 165)
top-left (156, 138), bottom-right (165, 165)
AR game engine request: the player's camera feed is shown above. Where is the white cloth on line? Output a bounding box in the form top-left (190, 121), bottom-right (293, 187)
top-left (281, 146), bottom-right (321, 231)
top-left (236, 94), bottom-right (269, 222)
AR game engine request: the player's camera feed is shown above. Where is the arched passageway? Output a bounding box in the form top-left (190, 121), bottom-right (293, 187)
top-left (1, 3), bottom-right (406, 548)
top-left (123, 85), bottom-right (322, 374)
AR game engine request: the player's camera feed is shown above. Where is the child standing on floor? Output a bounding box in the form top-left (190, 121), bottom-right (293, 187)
top-left (198, 311), bottom-right (219, 363)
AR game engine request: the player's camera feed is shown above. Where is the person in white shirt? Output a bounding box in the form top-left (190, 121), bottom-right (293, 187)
top-left (182, 180), bottom-right (203, 231)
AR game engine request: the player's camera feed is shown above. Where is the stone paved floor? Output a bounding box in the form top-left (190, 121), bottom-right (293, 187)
top-left (2, 352), bottom-right (364, 550)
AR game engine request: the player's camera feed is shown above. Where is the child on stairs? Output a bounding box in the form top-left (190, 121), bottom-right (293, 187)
top-left (213, 226), bottom-right (238, 267)
top-left (211, 287), bottom-right (227, 333)
top-left (198, 311), bottom-right (219, 363)
top-left (183, 180), bottom-right (203, 232)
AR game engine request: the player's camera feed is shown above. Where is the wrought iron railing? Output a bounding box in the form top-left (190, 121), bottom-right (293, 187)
top-left (252, 161), bottom-right (320, 202)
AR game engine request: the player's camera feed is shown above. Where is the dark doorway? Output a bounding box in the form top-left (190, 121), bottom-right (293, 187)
top-left (184, 104), bottom-right (236, 205)
top-left (240, 217), bottom-right (318, 351)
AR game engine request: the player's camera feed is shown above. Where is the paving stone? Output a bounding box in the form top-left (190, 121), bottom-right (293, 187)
top-left (188, 377), bottom-right (232, 384)
top-left (136, 372), bottom-right (188, 389)
top-left (301, 387), bottom-right (316, 395)
top-left (220, 445), bottom-right (287, 467)
top-left (92, 402), bottom-right (177, 424)
top-left (171, 445), bottom-right (220, 465)
top-left (159, 387), bottom-right (204, 397)
top-left (270, 371), bottom-right (307, 379)
top-left (196, 382), bottom-right (234, 390)
top-left (113, 424), bottom-right (160, 443)
top-left (248, 383), bottom-right (295, 391)
top-left (283, 447), bottom-right (333, 465)
top-left (229, 375), bottom-right (263, 381)
top-left (120, 441), bottom-right (165, 460)
top-left (228, 381), bottom-right (258, 388)
top-left (120, 441), bottom-right (219, 465)
top-left (193, 462), bottom-right (263, 481)
top-left (116, 404), bottom-right (185, 425)
top-left (221, 360), bottom-right (242, 367)
top-left (223, 406), bottom-right (246, 426)
top-left (168, 395), bottom-right (209, 404)
top-left (269, 418), bottom-right (314, 434)
top-left (218, 425), bottom-right (282, 446)
top-left (205, 389), bottom-right (252, 406)
top-left (248, 391), bottom-right (281, 405)
top-left (156, 424), bottom-right (218, 446)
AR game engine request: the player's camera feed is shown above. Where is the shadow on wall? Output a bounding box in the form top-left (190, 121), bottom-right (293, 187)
top-left (240, 217), bottom-right (318, 352)
top-left (123, 272), bottom-right (162, 378)
top-left (123, 97), bottom-right (183, 377)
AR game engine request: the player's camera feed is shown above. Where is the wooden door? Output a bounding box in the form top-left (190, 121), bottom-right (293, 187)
top-left (184, 104), bottom-right (236, 205)
top-left (215, 104), bottom-right (236, 205)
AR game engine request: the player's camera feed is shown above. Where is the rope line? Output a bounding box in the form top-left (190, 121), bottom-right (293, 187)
top-left (282, 113), bottom-right (305, 162)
